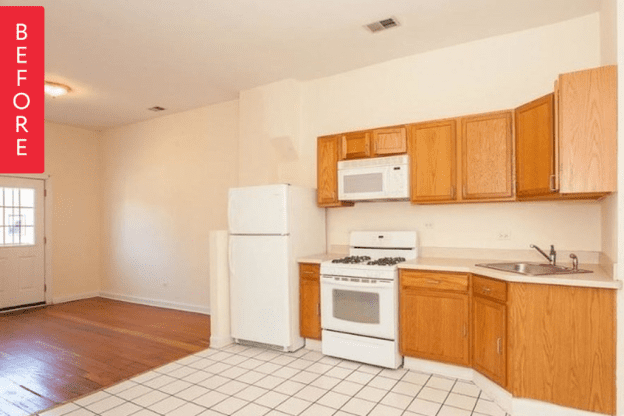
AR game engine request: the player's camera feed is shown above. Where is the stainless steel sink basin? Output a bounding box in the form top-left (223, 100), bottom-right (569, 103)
top-left (475, 262), bottom-right (593, 276)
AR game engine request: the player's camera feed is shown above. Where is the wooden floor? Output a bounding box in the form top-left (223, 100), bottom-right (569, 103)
top-left (0, 297), bottom-right (210, 416)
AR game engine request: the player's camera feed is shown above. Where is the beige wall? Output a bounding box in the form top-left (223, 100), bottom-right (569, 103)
top-left (238, 14), bottom-right (604, 251)
top-left (100, 101), bottom-right (239, 312)
top-left (600, 0), bottom-right (619, 267)
top-left (45, 121), bottom-right (102, 300)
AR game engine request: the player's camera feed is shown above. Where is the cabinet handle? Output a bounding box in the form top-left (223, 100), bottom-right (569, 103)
top-left (462, 323), bottom-right (467, 337)
top-left (482, 287), bottom-right (491, 293)
top-left (317, 303), bottom-right (321, 317)
top-left (496, 337), bottom-right (502, 355)
top-left (450, 186), bottom-right (455, 199)
top-left (549, 174), bottom-right (557, 192)
top-left (425, 279), bottom-right (441, 285)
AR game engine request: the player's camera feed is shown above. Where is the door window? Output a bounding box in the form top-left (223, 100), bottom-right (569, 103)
top-left (0, 187), bottom-right (35, 245)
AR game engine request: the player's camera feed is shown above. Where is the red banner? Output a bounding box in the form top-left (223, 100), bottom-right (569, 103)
top-left (0, 7), bottom-right (44, 174)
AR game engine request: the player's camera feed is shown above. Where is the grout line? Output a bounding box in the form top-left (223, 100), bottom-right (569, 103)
top-left (46, 344), bottom-right (495, 416)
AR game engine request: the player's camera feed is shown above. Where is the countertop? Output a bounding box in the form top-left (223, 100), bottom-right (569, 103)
top-left (298, 252), bottom-right (621, 290)
top-left (399, 257), bottom-right (621, 289)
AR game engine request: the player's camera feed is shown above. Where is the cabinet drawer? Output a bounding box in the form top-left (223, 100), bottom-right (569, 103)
top-left (472, 275), bottom-right (507, 303)
top-left (300, 263), bottom-right (320, 281)
top-left (401, 270), bottom-right (469, 292)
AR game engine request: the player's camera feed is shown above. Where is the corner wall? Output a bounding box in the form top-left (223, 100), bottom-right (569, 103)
top-left (100, 101), bottom-right (239, 313)
top-left (44, 121), bottom-right (103, 301)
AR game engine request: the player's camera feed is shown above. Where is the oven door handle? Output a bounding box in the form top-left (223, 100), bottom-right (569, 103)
top-left (321, 277), bottom-right (394, 290)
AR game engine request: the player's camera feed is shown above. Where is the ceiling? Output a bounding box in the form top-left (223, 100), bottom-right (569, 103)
top-left (2, 0), bottom-right (601, 130)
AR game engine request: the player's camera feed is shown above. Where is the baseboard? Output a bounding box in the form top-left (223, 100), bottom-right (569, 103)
top-left (512, 398), bottom-right (605, 416)
top-left (99, 291), bottom-right (210, 315)
top-left (304, 338), bottom-right (322, 351)
top-left (403, 356), bottom-right (473, 381)
top-left (53, 291), bottom-right (100, 304)
top-left (210, 335), bottom-right (234, 349)
top-left (472, 370), bottom-right (512, 413)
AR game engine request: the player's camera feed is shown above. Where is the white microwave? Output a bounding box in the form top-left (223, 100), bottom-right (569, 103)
top-left (338, 155), bottom-right (410, 201)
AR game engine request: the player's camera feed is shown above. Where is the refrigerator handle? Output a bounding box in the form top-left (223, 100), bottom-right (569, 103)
top-left (228, 237), bottom-right (235, 278)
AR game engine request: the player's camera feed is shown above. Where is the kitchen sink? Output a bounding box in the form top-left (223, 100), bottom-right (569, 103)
top-left (475, 262), bottom-right (592, 276)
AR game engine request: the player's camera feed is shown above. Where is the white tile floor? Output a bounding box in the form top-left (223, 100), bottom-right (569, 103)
top-left (35, 344), bottom-right (511, 416)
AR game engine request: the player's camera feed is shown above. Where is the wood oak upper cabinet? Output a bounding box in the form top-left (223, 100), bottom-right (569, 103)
top-left (461, 111), bottom-right (514, 200)
top-left (408, 120), bottom-right (457, 203)
top-left (341, 131), bottom-right (371, 160)
top-left (471, 276), bottom-right (507, 387)
top-left (515, 94), bottom-right (556, 198)
top-left (508, 283), bottom-right (616, 415)
top-left (400, 270), bottom-right (470, 366)
top-left (317, 135), bottom-right (352, 207)
top-left (299, 263), bottom-right (321, 340)
top-left (557, 65), bottom-right (617, 194)
top-left (372, 127), bottom-right (407, 156)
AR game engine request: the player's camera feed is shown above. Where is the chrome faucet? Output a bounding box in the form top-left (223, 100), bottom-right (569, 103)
top-left (569, 253), bottom-right (579, 271)
top-left (530, 244), bottom-right (556, 265)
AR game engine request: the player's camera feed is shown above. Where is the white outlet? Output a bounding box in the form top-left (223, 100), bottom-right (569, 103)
top-left (424, 222), bottom-right (434, 229)
top-left (497, 231), bottom-right (511, 240)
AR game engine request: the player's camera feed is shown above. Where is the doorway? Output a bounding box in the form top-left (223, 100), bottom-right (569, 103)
top-left (0, 176), bottom-right (45, 310)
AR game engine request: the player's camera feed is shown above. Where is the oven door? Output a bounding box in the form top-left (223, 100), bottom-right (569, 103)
top-left (321, 275), bottom-right (397, 340)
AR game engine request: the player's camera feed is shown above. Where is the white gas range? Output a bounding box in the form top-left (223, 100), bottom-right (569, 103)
top-left (320, 231), bottom-right (418, 369)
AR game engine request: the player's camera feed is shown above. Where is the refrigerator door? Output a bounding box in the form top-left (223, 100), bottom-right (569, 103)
top-left (228, 184), bottom-right (289, 235)
top-left (229, 234), bottom-right (291, 347)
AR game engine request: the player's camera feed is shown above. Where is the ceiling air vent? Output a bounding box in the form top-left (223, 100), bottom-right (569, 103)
top-left (148, 106), bottom-right (166, 112)
top-left (365, 17), bottom-right (399, 33)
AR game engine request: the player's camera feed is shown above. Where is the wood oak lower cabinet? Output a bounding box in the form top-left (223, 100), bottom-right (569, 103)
top-left (400, 270), bottom-right (470, 366)
top-left (399, 270), bottom-right (616, 414)
top-left (299, 263), bottom-right (321, 340)
top-left (508, 283), bottom-right (616, 415)
top-left (471, 275), bottom-right (507, 387)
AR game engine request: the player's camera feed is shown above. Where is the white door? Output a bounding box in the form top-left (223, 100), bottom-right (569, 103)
top-left (0, 176), bottom-right (45, 309)
top-left (229, 234), bottom-right (290, 347)
top-left (228, 184), bottom-right (289, 235)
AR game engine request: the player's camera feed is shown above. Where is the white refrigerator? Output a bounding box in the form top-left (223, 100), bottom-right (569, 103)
top-left (228, 184), bottom-right (326, 351)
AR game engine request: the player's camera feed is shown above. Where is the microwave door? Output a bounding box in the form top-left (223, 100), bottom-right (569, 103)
top-left (338, 166), bottom-right (387, 200)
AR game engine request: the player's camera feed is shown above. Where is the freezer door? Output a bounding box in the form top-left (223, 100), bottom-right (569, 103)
top-left (229, 235), bottom-right (291, 347)
top-left (228, 184), bottom-right (289, 235)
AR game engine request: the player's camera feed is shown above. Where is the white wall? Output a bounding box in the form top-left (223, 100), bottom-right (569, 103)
top-left (44, 122), bottom-right (103, 300)
top-left (236, 14), bottom-right (604, 250)
top-left (100, 101), bottom-right (239, 312)
top-left (600, 0), bottom-right (619, 267)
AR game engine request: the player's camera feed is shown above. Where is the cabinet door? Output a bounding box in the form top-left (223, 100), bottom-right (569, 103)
top-left (515, 94), bottom-right (555, 198)
top-left (472, 295), bottom-right (506, 387)
top-left (409, 120), bottom-right (457, 203)
top-left (299, 264), bottom-right (321, 340)
top-left (508, 283), bottom-right (615, 414)
top-left (558, 65), bottom-right (616, 193)
top-left (341, 131), bottom-right (371, 160)
top-left (372, 127), bottom-right (407, 156)
top-left (400, 290), bottom-right (470, 366)
top-left (317, 136), bottom-right (348, 207)
top-left (461, 111), bottom-right (513, 200)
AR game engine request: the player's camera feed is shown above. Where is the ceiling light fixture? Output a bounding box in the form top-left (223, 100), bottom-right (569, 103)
top-left (44, 81), bottom-right (71, 97)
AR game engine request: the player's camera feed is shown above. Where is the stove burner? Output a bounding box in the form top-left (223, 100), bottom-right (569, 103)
top-left (331, 255), bottom-right (371, 264)
top-left (367, 257), bottom-right (406, 266)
